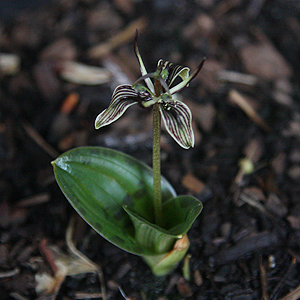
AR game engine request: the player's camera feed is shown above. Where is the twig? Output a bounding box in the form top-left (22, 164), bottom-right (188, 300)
top-left (239, 192), bottom-right (274, 219)
top-left (260, 256), bottom-right (269, 300)
top-left (74, 292), bottom-right (103, 299)
top-left (218, 70), bottom-right (257, 86)
top-left (228, 89), bottom-right (271, 132)
top-left (16, 192), bottom-right (50, 207)
top-left (38, 238), bottom-right (58, 276)
top-left (22, 121), bottom-right (59, 158)
top-left (9, 292), bottom-right (29, 300)
top-left (0, 268), bottom-right (20, 278)
top-left (118, 286), bottom-right (132, 300)
top-left (279, 284), bottom-right (300, 300)
top-left (271, 258), bottom-right (297, 299)
top-left (88, 17), bottom-right (148, 59)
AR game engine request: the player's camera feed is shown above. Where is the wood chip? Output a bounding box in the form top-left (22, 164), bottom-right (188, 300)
top-left (39, 38), bottom-right (77, 62)
top-left (240, 38), bottom-right (293, 80)
top-left (113, 0), bottom-right (134, 15)
top-left (286, 215), bottom-right (300, 230)
top-left (182, 173), bottom-right (206, 195)
top-left (60, 93), bottom-right (80, 114)
top-left (177, 277), bottom-right (193, 297)
top-left (265, 193), bottom-right (288, 217)
top-left (194, 269), bottom-right (203, 286)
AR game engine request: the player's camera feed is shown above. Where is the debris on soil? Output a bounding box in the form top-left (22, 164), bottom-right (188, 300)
top-left (1, 0), bottom-right (300, 299)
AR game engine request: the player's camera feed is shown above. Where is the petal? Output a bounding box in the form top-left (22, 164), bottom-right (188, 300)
top-left (134, 31), bottom-right (154, 93)
top-left (95, 84), bottom-right (140, 129)
top-left (157, 59), bottom-right (190, 88)
top-left (169, 57), bottom-right (206, 95)
top-left (159, 99), bottom-right (195, 149)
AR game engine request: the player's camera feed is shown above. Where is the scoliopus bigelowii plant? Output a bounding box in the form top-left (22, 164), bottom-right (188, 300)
top-left (52, 32), bottom-right (205, 276)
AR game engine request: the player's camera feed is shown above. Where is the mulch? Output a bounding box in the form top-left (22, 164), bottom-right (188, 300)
top-left (1, 0), bottom-right (300, 299)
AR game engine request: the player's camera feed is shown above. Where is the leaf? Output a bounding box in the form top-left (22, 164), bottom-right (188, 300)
top-left (123, 206), bottom-right (178, 254)
top-left (143, 234), bottom-right (190, 276)
top-left (124, 195), bottom-right (202, 254)
top-left (61, 61), bottom-right (111, 85)
top-left (52, 147), bottom-right (176, 255)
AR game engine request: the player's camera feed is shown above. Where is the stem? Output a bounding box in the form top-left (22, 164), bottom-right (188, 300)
top-left (153, 88), bottom-right (163, 226)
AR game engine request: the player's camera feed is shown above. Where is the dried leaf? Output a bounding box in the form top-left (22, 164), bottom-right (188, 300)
top-left (61, 61), bottom-right (111, 85)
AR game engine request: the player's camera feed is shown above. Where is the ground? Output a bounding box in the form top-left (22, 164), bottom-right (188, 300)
top-left (1, 0), bottom-right (300, 299)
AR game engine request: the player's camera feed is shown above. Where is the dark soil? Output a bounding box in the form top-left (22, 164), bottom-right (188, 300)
top-left (1, 0), bottom-right (300, 299)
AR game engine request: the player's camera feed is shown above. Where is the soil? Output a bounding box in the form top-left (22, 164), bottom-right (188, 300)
top-left (1, 0), bottom-right (300, 299)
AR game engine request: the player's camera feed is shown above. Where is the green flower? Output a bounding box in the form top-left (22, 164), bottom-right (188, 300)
top-left (95, 34), bottom-right (205, 149)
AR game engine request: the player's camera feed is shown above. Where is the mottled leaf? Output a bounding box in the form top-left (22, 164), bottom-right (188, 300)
top-left (52, 147), bottom-right (176, 255)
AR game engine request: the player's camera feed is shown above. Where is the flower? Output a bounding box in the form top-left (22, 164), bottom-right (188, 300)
top-left (95, 34), bottom-right (205, 149)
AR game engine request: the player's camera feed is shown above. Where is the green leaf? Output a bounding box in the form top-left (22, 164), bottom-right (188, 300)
top-left (162, 195), bottom-right (203, 235)
top-left (124, 195), bottom-right (202, 254)
top-left (123, 206), bottom-right (178, 254)
top-left (142, 234), bottom-right (190, 276)
top-left (52, 147), bottom-right (176, 255)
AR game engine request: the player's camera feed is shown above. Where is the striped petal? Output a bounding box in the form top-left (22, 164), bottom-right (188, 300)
top-left (159, 99), bottom-right (195, 149)
top-left (169, 58), bottom-right (206, 95)
top-left (157, 59), bottom-right (190, 88)
top-left (95, 84), bottom-right (146, 129)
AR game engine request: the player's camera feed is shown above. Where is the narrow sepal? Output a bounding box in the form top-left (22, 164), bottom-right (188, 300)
top-left (95, 84), bottom-right (139, 129)
top-left (159, 99), bottom-right (195, 149)
top-left (134, 31), bottom-right (154, 93)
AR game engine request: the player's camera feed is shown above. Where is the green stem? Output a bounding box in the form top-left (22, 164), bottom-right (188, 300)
top-left (153, 102), bottom-right (163, 226)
